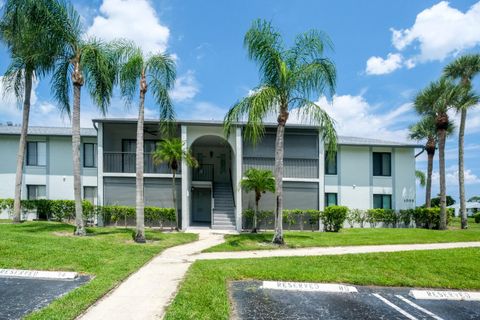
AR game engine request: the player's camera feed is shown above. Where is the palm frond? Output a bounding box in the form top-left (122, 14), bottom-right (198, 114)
top-left (224, 85), bottom-right (279, 143)
top-left (117, 45), bottom-right (143, 106)
top-left (241, 168), bottom-right (275, 194)
top-left (286, 29), bottom-right (333, 68)
top-left (415, 170), bottom-right (426, 187)
top-left (444, 54), bottom-right (480, 84)
top-left (2, 58), bottom-right (25, 102)
top-left (51, 55), bottom-right (72, 117)
top-left (293, 58), bottom-right (336, 98)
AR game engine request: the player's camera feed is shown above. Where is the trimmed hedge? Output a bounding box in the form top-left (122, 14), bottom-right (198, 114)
top-left (0, 198), bottom-right (175, 227)
top-left (243, 209), bottom-right (321, 231)
top-left (321, 206), bottom-right (348, 232)
top-left (474, 213), bottom-right (480, 224)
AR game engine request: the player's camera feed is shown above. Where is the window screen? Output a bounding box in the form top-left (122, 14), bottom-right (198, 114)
top-left (373, 152), bottom-right (391, 176)
top-left (27, 185), bottom-right (46, 200)
top-left (373, 194), bottom-right (392, 209)
top-left (325, 193), bottom-right (338, 207)
top-left (83, 143), bottom-right (97, 167)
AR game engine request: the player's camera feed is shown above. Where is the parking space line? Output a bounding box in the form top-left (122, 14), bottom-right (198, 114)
top-left (395, 295), bottom-right (444, 320)
top-left (372, 293), bottom-right (418, 320)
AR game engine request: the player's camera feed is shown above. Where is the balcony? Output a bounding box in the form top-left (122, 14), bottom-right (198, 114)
top-left (192, 164), bottom-right (214, 181)
top-left (243, 157), bottom-right (319, 179)
top-left (103, 152), bottom-right (176, 174)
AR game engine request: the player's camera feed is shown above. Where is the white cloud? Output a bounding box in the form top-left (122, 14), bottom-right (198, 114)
top-left (432, 165), bottom-right (480, 186)
top-left (87, 0), bottom-right (170, 54)
top-left (295, 94), bottom-right (415, 142)
top-left (365, 53), bottom-right (403, 75)
top-left (391, 1), bottom-right (480, 62)
top-left (169, 70), bottom-right (199, 102)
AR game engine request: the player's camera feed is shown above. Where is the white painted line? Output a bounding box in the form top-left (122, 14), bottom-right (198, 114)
top-left (409, 290), bottom-right (480, 301)
top-left (372, 293), bottom-right (418, 320)
top-left (396, 295), bottom-right (444, 320)
top-left (261, 281), bottom-right (358, 293)
top-left (0, 268), bottom-right (77, 280)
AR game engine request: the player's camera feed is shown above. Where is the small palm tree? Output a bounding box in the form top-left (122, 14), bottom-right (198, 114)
top-left (224, 19), bottom-right (337, 244)
top-left (409, 115), bottom-right (454, 207)
top-left (415, 170), bottom-right (426, 188)
top-left (0, 0), bottom-right (69, 222)
top-left (444, 54), bottom-right (480, 229)
top-left (241, 168), bottom-right (275, 233)
top-left (153, 138), bottom-right (198, 231)
top-left (414, 78), bottom-right (467, 229)
top-left (51, 3), bottom-right (116, 236)
top-left (116, 41), bottom-right (176, 243)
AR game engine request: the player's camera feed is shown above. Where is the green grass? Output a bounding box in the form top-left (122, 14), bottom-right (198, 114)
top-left (165, 247), bottom-right (480, 319)
top-left (0, 221), bottom-right (198, 320)
top-left (205, 218), bottom-right (480, 252)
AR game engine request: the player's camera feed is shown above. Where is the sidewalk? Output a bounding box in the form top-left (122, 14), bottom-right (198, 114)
top-left (195, 241), bottom-right (480, 260)
top-left (78, 231), bottom-right (225, 320)
top-left (78, 236), bottom-right (480, 320)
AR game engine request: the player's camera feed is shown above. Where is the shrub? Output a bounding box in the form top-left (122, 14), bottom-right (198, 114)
top-left (321, 205), bottom-right (348, 232)
top-left (412, 207), bottom-right (451, 230)
top-left (347, 209), bottom-right (366, 228)
top-left (474, 212), bottom-right (480, 224)
top-left (399, 209), bottom-right (414, 227)
top-left (305, 209), bottom-right (321, 231)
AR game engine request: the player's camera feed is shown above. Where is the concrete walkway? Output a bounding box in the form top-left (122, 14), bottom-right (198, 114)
top-left (78, 236), bottom-right (480, 320)
top-left (78, 231), bottom-right (225, 320)
top-left (195, 241), bottom-right (480, 260)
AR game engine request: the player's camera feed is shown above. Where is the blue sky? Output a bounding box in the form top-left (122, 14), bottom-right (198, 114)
top-left (0, 0), bottom-right (480, 203)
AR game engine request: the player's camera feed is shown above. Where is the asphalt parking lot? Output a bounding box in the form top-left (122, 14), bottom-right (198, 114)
top-left (230, 281), bottom-right (480, 320)
top-left (0, 275), bottom-right (90, 320)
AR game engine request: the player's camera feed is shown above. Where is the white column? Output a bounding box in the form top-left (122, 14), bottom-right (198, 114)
top-left (97, 122), bottom-right (103, 206)
top-left (181, 125), bottom-right (189, 230)
top-left (235, 127), bottom-right (243, 232)
top-left (318, 133), bottom-right (325, 211)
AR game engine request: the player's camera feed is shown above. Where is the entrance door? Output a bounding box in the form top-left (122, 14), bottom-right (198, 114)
top-left (192, 187), bottom-right (211, 224)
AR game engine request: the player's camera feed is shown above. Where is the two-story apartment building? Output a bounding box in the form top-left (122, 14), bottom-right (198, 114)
top-left (0, 119), bottom-right (420, 230)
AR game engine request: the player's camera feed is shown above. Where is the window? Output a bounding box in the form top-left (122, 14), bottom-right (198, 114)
top-left (325, 193), bottom-right (338, 207)
top-left (325, 152), bottom-right (337, 175)
top-left (373, 194), bottom-right (392, 209)
top-left (373, 152), bottom-right (391, 176)
top-left (27, 185), bottom-right (46, 200)
top-left (83, 143), bottom-right (97, 168)
top-left (83, 186), bottom-right (97, 205)
top-left (26, 141), bottom-right (46, 166)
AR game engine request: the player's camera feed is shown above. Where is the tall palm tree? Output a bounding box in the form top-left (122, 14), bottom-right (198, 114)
top-left (153, 138), bottom-right (198, 230)
top-left (444, 54), bottom-right (480, 229)
top-left (0, 0), bottom-right (69, 222)
top-left (414, 78), bottom-right (466, 229)
top-left (409, 115), bottom-right (454, 207)
top-left (224, 19), bottom-right (337, 244)
top-left (117, 42), bottom-right (176, 243)
top-left (240, 168), bottom-right (275, 233)
top-left (51, 4), bottom-right (116, 236)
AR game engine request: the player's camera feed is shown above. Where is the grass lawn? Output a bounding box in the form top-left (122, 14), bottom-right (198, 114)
top-left (165, 247), bottom-right (480, 319)
top-left (205, 217), bottom-right (480, 252)
top-left (0, 221), bottom-right (198, 320)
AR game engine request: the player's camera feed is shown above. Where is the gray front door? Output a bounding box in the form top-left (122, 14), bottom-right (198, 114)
top-left (192, 187), bottom-right (211, 223)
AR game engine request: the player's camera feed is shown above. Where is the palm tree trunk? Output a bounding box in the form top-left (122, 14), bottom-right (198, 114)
top-left (438, 128), bottom-right (447, 230)
top-left (253, 191), bottom-right (259, 233)
top-left (272, 109), bottom-right (288, 244)
top-left (425, 139), bottom-right (435, 208)
top-left (13, 69), bottom-right (33, 223)
top-left (135, 76), bottom-right (147, 243)
top-left (458, 108), bottom-right (467, 229)
top-left (72, 79), bottom-right (85, 236)
top-left (172, 168), bottom-right (178, 231)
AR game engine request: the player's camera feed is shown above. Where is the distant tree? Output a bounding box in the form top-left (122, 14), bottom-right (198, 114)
top-left (0, 0), bottom-right (69, 222)
top-left (415, 170), bottom-right (426, 188)
top-left (240, 168), bottom-right (275, 233)
top-left (224, 19), bottom-right (337, 244)
top-left (431, 195), bottom-right (455, 208)
top-left (444, 54), bottom-right (480, 229)
top-left (116, 41), bottom-right (176, 243)
top-left (468, 196), bottom-right (480, 203)
top-left (153, 138), bottom-right (198, 230)
top-left (51, 3), bottom-right (117, 235)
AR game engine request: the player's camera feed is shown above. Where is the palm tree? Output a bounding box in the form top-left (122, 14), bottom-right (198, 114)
top-left (224, 19), bottom-right (337, 244)
top-left (409, 115), bottom-right (454, 207)
top-left (414, 78), bottom-right (466, 229)
top-left (415, 170), bottom-right (426, 188)
top-left (51, 4), bottom-right (116, 236)
top-left (240, 168), bottom-right (275, 233)
top-left (116, 42), bottom-right (176, 243)
top-left (444, 54), bottom-right (480, 229)
top-left (153, 138), bottom-right (198, 230)
top-left (0, 0), bottom-right (69, 222)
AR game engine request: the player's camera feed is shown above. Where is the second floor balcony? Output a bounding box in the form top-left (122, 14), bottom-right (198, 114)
top-left (103, 152), bottom-right (177, 174)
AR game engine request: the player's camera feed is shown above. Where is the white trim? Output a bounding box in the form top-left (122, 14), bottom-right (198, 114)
top-left (0, 268), bottom-right (77, 280)
top-left (409, 290), bottom-right (480, 301)
top-left (181, 125), bottom-right (189, 230)
top-left (235, 127), bottom-right (243, 231)
top-left (318, 133), bottom-right (325, 212)
top-left (261, 281), bottom-right (357, 293)
top-left (283, 177), bottom-right (320, 183)
top-left (102, 172), bottom-right (180, 178)
top-left (97, 123), bottom-right (103, 207)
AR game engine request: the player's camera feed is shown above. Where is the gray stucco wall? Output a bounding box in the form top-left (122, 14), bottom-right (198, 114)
top-left (103, 177), bottom-right (181, 209)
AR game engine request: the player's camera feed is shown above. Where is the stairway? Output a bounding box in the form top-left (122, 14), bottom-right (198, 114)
top-left (212, 182), bottom-right (236, 230)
